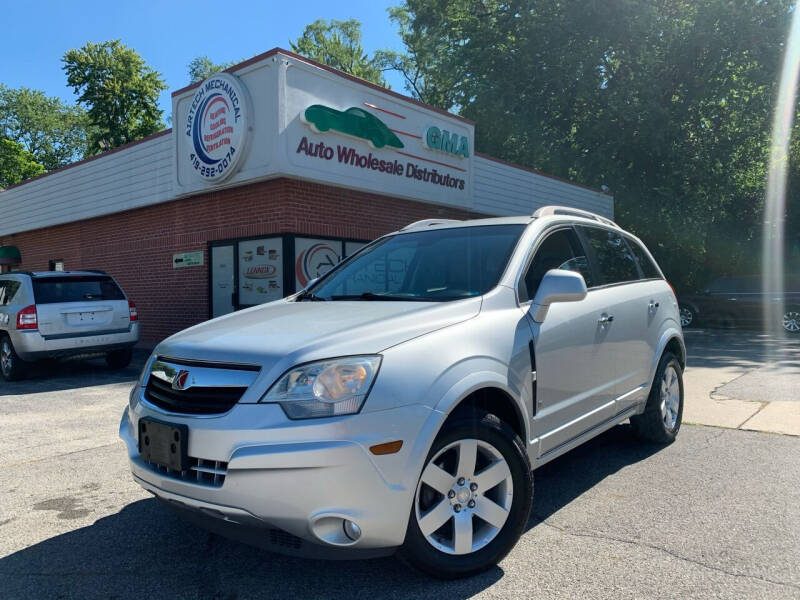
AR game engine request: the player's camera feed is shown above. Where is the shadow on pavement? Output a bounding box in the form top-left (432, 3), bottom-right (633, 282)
top-left (683, 328), bottom-right (800, 370)
top-left (0, 424), bottom-right (663, 599)
top-left (0, 349), bottom-right (150, 395)
top-left (529, 423), bottom-right (661, 527)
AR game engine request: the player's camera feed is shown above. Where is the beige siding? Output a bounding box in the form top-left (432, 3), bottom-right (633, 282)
top-left (0, 133), bottom-right (173, 236)
top-left (472, 156), bottom-right (613, 218)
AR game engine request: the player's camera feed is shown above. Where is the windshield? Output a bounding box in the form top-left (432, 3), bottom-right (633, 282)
top-left (307, 224), bottom-right (525, 301)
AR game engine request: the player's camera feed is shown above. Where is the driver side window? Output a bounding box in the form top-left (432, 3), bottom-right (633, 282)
top-left (519, 228), bottom-right (593, 302)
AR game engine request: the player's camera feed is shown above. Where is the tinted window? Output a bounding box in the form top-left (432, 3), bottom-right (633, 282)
top-left (0, 281), bottom-right (20, 306)
top-left (519, 228), bottom-right (593, 302)
top-left (626, 238), bottom-right (662, 279)
top-left (312, 225), bottom-right (525, 301)
top-left (580, 227), bottom-right (640, 285)
top-left (32, 276), bottom-right (125, 304)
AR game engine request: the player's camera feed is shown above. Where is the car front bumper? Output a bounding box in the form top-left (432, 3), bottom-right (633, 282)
top-left (120, 390), bottom-right (437, 554)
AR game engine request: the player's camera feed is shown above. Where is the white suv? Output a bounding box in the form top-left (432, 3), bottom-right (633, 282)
top-left (0, 271), bottom-right (139, 380)
top-left (121, 206), bottom-right (685, 578)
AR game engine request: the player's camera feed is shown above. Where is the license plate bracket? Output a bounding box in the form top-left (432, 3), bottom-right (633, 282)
top-left (138, 418), bottom-right (188, 471)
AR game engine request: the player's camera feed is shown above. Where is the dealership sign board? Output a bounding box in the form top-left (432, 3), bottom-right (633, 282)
top-left (183, 73), bottom-right (251, 183)
top-left (173, 51), bottom-right (474, 209)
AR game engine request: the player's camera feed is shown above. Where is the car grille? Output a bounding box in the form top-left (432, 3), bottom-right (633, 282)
top-left (144, 375), bottom-right (247, 415)
top-left (144, 456), bottom-right (229, 488)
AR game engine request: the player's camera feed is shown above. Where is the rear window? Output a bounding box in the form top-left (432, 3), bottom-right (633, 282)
top-left (579, 226), bottom-right (640, 285)
top-left (626, 238), bottom-right (662, 279)
top-left (32, 276), bottom-right (125, 304)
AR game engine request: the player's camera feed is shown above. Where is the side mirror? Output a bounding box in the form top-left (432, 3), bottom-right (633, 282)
top-left (529, 269), bottom-right (587, 323)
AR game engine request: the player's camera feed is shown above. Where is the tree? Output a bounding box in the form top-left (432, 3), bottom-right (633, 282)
top-left (187, 56), bottom-right (240, 83)
top-left (291, 19), bottom-right (387, 87)
top-left (62, 40), bottom-right (167, 153)
top-left (384, 0), bottom-right (795, 291)
top-left (0, 85), bottom-right (90, 171)
top-left (0, 137), bottom-right (44, 188)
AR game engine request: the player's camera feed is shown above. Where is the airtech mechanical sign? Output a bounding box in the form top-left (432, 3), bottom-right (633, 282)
top-left (184, 73), bottom-right (251, 182)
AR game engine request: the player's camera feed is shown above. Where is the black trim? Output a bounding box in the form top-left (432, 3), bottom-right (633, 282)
top-left (156, 355), bottom-right (261, 372)
top-left (41, 326), bottom-right (132, 341)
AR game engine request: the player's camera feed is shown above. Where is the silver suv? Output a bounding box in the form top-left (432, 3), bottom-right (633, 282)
top-left (0, 271), bottom-right (139, 380)
top-left (121, 207), bottom-right (685, 578)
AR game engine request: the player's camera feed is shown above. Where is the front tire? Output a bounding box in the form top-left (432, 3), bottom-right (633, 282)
top-left (105, 348), bottom-right (133, 370)
top-left (0, 335), bottom-right (27, 381)
top-left (630, 352), bottom-right (684, 444)
top-left (399, 412), bottom-right (532, 579)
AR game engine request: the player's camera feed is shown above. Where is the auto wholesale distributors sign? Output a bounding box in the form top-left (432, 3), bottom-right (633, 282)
top-left (184, 73), bottom-right (251, 182)
top-left (296, 104), bottom-right (469, 191)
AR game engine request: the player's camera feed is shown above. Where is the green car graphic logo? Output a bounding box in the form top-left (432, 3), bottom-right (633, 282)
top-left (303, 105), bottom-right (404, 149)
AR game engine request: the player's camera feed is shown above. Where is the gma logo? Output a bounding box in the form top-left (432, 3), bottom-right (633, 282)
top-left (425, 126), bottom-right (470, 158)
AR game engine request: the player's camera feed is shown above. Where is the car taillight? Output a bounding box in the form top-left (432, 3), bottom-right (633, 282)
top-left (128, 300), bottom-right (138, 322)
top-left (16, 305), bottom-right (38, 330)
top-left (667, 281), bottom-right (678, 300)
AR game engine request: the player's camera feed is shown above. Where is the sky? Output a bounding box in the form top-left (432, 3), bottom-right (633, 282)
top-left (0, 0), bottom-right (407, 120)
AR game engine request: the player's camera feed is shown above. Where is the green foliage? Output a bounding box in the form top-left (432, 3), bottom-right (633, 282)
top-left (62, 40), bottom-right (167, 153)
top-left (0, 85), bottom-right (90, 171)
top-left (187, 56), bottom-right (241, 83)
top-left (291, 19), bottom-right (388, 87)
top-left (386, 0), bottom-right (796, 290)
top-left (0, 137), bottom-right (44, 188)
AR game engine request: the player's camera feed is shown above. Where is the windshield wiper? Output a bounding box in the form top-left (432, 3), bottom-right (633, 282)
top-left (296, 289), bottom-right (327, 302)
top-left (329, 292), bottom-right (428, 301)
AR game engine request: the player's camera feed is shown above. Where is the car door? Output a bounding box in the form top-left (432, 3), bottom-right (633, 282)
top-left (577, 226), bottom-right (657, 408)
top-left (521, 226), bottom-right (618, 457)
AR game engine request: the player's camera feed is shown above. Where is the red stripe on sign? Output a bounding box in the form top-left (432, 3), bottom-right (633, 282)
top-left (396, 151), bottom-right (468, 173)
top-left (364, 102), bottom-right (406, 119)
top-left (390, 128), bottom-right (423, 139)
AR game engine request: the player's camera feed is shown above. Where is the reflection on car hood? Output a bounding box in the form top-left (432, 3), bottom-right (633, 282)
top-left (155, 298), bottom-right (481, 386)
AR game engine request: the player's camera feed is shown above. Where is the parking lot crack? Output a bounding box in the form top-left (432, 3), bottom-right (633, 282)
top-left (531, 515), bottom-right (800, 592)
top-left (0, 442), bottom-right (119, 470)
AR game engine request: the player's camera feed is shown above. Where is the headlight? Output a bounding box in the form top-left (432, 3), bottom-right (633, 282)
top-left (261, 356), bottom-right (382, 419)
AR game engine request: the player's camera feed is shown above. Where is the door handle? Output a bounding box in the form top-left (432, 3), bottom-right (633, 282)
top-left (598, 314), bottom-right (614, 324)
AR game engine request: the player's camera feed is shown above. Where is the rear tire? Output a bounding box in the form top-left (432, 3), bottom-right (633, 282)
top-left (399, 412), bottom-right (532, 579)
top-left (105, 348), bottom-right (133, 370)
top-left (0, 335), bottom-right (27, 381)
top-left (630, 352), bottom-right (683, 444)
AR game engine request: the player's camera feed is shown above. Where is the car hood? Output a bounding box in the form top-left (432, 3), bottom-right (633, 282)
top-left (155, 297), bottom-right (481, 387)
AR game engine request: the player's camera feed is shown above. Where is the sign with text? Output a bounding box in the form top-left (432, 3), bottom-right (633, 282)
top-left (173, 251), bottom-right (204, 268)
top-left (238, 238), bottom-right (283, 305)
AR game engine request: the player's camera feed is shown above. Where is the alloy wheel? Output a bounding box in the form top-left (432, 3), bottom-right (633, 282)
top-left (415, 438), bottom-right (513, 555)
top-left (783, 311), bottom-right (800, 333)
top-left (660, 365), bottom-right (681, 431)
top-left (0, 340), bottom-right (11, 376)
top-left (679, 307), bottom-right (693, 328)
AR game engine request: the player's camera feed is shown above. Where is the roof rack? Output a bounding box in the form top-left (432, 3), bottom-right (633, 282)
top-left (79, 269), bottom-right (108, 274)
top-left (400, 218), bottom-right (462, 231)
top-left (532, 205), bottom-right (618, 228)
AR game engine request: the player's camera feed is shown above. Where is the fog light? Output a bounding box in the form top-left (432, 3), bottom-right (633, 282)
top-left (343, 519), bottom-right (362, 541)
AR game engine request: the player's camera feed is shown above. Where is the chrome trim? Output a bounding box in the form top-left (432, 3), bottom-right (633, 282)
top-left (149, 359), bottom-right (260, 389)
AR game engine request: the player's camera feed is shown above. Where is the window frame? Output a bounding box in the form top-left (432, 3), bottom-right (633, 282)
top-left (623, 236), bottom-right (664, 282)
top-left (515, 225), bottom-right (594, 305)
top-left (575, 224), bottom-right (649, 290)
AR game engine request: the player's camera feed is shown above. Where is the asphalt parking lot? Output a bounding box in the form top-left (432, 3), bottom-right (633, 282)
top-left (1, 331), bottom-right (799, 599)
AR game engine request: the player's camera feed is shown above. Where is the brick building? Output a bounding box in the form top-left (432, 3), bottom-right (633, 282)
top-left (0, 48), bottom-right (612, 345)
